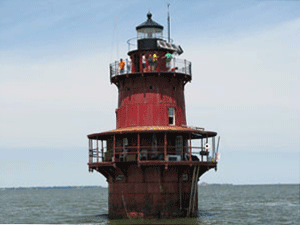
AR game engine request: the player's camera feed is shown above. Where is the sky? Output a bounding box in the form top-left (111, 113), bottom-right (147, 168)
top-left (0, 0), bottom-right (299, 188)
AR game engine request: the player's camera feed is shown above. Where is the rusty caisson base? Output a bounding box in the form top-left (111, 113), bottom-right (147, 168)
top-left (104, 164), bottom-right (210, 219)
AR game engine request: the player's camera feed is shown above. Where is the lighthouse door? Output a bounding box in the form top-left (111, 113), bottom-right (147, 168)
top-left (134, 54), bottom-right (140, 72)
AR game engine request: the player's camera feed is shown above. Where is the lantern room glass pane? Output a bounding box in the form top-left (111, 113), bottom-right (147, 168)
top-left (137, 28), bottom-right (163, 40)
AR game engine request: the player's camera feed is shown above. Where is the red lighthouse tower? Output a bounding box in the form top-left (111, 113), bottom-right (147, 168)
top-left (88, 13), bottom-right (219, 218)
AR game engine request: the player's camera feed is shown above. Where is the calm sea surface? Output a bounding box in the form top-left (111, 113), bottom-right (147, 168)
top-left (0, 184), bottom-right (298, 224)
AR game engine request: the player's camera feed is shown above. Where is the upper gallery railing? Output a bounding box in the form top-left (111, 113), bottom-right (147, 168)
top-left (110, 57), bottom-right (192, 79)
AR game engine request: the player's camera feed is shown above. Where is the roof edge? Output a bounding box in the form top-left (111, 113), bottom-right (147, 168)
top-left (88, 126), bottom-right (217, 140)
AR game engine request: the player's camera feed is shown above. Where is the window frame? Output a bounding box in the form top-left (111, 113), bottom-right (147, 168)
top-left (168, 107), bottom-right (175, 125)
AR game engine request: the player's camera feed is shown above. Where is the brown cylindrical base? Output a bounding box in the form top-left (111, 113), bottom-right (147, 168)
top-left (108, 165), bottom-right (199, 219)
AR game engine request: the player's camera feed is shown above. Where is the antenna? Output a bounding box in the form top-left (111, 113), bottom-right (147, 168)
top-left (115, 17), bottom-right (119, 59)
top-left (167, 3), bottom-right (170, 43)
top-left (110, 17), bottom-right (118, 62)
top-left (216, 136), bottom-right (220, 152)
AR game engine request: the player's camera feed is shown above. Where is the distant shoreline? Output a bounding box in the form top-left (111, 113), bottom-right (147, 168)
top-left (0, 186), bottom-right (104, 191)
top-left (1, 183), bottom-right (298, 190)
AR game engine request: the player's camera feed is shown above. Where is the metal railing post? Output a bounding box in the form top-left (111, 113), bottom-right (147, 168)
top-left (96, 138), bottom-right (99, 163)
top-left (206, 136), bottom-right (209, 162)
top-left (189, 134), bottom-right (192, 162)
top-left (113, 135), bottom-right (116, 162)
top-left (173, 57), bottom-right (176, 69)
top-left (115, 61), bottom-right (118, 76)
top-left (164, 133), bottom-right (167, 162)
top-left (212, 137), bottom-right (215, 161)
top-left (201, 138), bottom-right (203, 161)
top-left (101, 140), bottom-right (104, 162)
top-left (88, 139), bottom-right (92, 163)
top-left (109, 64), bottom-right (112, 79)
top-left (137, 133), bottom-right (140, 165)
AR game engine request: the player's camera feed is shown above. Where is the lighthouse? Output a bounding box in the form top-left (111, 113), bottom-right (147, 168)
top-left (88, 13), bottom-right (219, 218)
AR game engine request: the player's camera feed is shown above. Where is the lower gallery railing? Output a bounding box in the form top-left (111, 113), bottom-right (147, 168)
top-left (89, 145), bottom-right (217, 164)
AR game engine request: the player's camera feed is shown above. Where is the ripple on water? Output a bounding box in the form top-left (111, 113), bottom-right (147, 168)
top-left (0, 184), bottom-right (299, 224)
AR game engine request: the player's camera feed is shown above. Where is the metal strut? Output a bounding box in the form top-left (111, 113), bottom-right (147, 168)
top-left (187, 166), bottom-right (195, 216)
top-left (191, 166), bottom-right (200, 216)
top-left (187, 165), bottom-right (200, 217)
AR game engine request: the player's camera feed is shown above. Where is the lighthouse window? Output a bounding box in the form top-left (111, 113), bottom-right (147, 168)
top-left (168, 107), bottom-right (175, 125)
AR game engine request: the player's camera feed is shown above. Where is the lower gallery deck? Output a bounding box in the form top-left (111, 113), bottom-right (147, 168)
top-left (87, 126), bottom-right (219, 218)
top-left (88, 161), bottom-right (217, 178)
top-left (88, 126), bottom-right (219, 167)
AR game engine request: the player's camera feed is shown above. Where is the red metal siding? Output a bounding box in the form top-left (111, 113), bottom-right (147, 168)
top-left (116, 76), bottom-right (187, 128)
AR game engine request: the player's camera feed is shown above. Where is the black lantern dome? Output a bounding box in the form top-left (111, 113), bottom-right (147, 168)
top-left (136, 12), bottom-right (163, 30)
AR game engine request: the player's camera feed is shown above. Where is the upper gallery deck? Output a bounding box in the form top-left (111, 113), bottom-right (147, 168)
top-left (110, 54), bottom-right (192, 84)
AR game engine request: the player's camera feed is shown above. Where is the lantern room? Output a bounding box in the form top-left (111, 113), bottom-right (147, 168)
top-left (136, 12), bottom-right (163, 40)
top-left (135, 12), bottom-right (165, 51)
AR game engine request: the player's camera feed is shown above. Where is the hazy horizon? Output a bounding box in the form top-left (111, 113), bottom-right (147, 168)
top-left (2, 182), bottom-right (299, 189)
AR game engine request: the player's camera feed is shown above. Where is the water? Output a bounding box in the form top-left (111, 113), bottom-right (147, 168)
top-left (0, 184), bottom-right (298, 224)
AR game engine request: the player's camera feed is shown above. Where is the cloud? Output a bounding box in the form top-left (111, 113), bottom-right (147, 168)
top-left (0, 51), bottom-right (117, 148)
top-left (183, 18), bottom-right (300, 152)
top-left (1, 17), bottom-right (299, 151)
top-left (185, 17), bottom-right (299, 106)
